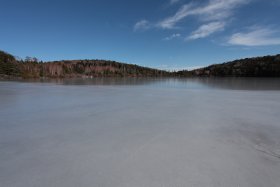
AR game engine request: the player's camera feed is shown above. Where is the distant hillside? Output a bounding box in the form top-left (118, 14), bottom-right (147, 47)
top-left (0, 51), bottom-right (170, 78)
top-left (177, 55), bottom-right (280, 77)
top-left (1, 50), bottom-right (280, 78)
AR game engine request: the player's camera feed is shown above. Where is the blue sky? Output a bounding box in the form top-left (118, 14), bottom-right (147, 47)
top-left (1, 0), bottom-right (280, 70)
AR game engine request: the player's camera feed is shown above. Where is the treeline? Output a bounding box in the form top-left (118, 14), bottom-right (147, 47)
top-left (1, 50), bottom-right (280, 78)
top-left (177, 55), bottom-right (280, 77)
top-left (0, 51), bottom-right (170, 78)
top-left (0, 51), bottom-right (21, 76)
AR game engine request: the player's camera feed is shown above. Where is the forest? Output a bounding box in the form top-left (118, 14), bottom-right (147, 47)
top-left (1, 50), bottom-right (280, 78)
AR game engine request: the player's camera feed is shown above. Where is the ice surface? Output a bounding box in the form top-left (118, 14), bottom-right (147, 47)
top-left (0, 78), bottom-right (280, 187)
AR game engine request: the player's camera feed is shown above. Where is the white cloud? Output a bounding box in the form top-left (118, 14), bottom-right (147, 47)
top-left (134, 0), bottom-right (251, 42)
top-left (158, 0), bottom-right (250, 29)
top-left (164, 33), bottom-right (181, 40)
top-left (187, 22), bottom-right (225, 40)
top-left (228, 27), bottom-right (280, 46)
top-left (134, 20), bottom-right (151, 31)
top-left (157, 4), bottom-right (194, 29)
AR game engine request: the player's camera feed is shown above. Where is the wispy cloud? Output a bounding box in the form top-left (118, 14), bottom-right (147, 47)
top-left (134, 20), bottom-right (151, 31)
top-left (170, 0), bottom-right (181, 5)
top-left (157, 4), bottom-right (194, 29)
top-left (134, 0), bottom-right (251, 42)
top-left (187, 22), bottom-right (225, 40)
top-left (164, 33), bottom-right (181, 40)
top-left (228, 27), bottom-right (280, 46)
top-left (158, 0), bottom-right (250, 29)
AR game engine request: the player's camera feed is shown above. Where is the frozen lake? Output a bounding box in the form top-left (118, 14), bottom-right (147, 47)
top-left (0, 78), bottom-right (280, 187)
